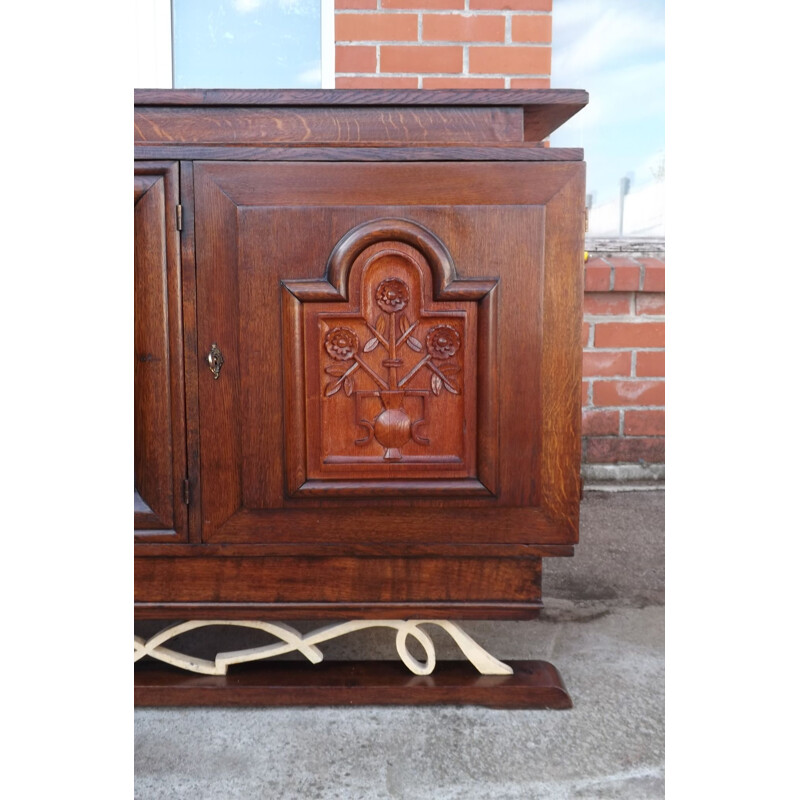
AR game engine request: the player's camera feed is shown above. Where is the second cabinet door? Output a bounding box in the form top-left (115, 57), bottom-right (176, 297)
top-left (193, 161), bottom-right (584, 546)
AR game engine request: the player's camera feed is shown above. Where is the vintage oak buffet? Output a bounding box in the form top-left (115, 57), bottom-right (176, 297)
top-left (134, 89), bottom-right (587, 707)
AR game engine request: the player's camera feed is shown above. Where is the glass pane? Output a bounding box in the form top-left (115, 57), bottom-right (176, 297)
top-left (172, 0), bottom-right (321, 89)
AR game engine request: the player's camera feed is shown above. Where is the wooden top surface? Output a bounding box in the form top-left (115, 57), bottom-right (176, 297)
top-left (134, 89), bottom-right (587, 142)
top-left (134, 88), bottom-right (587, 107)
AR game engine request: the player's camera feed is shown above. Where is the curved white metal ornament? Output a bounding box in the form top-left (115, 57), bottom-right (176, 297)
top-left (133, 619), bottom-right (513, 676)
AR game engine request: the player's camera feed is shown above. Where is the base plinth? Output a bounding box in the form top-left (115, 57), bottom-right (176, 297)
top-left (134, 659), bottom-right (572, 709)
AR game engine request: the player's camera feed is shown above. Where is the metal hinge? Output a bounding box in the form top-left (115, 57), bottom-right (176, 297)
top-left (183, 478), bottom-right (190, 505)
top-left (176, 204), bottom-right (183, 231)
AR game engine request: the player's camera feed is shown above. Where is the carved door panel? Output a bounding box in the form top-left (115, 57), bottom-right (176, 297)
top-left (193, 161), bottom-right (584, 546)
top-left (134, 162), bottom-right (187, 541)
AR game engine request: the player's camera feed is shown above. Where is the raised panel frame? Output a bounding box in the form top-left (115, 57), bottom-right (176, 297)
top-left (192, 160), bottom-right (584, 547)
top-left (282, 218), bottom-right (499, 498)
top-left (134, 161), bottom-right (188, 543)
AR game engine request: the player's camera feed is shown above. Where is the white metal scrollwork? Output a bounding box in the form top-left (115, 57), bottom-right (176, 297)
top-left (134, 619), bottom-right (513, 676)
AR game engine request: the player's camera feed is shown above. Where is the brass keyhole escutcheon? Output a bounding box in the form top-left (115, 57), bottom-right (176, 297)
top-left (207, 343), bottom-right (224, 380)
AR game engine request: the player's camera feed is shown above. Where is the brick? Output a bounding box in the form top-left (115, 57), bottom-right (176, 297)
top-left (336, 14), bottom-right (419, 42)
top-left (584, 436), bottom-right (665, 464)
top-left (585, 260), bottom-right (611, 291)
top-left (624, 410), bottom-right (665, 436)
top-left (636, 293), bottom-right (665, 316)
top-left (593, 380), bottom-right (665, 407)
top-left (335, 45), bottom-right (377, 73)
top-left (594, 321), bottom-right (664, 348)
top-left (335, 0), bottom-right (377, 8)
top-left (382, 0), bottom-right (463, 8)
top-left (471, 0), bottom-right (551, 9)
top-left (582, 380), bottom-right (590, 405)
top-left (381, 45), bottom-right (463, 73)
top-left (583, 292), bottom-right (632, 316)
top-left (423, 14), bottom-right (505, 42)
top-left (582, 409), bottom-right (619, 436)
top-left (336, 76), bottom-right (419, 88)
top-left (583, 350), bottom-right (631, 377)
top-left (470, 45), bottom-right (550, 75)
top-left (582, 322), bottom-right (591, 347)
top-left (636, 351), bottom-right (665, 377)
top-left (511, 14), bottom-right (552, 43)
top-left (606, 256), bottom-right (640, 269)
top-left (642, 259), bottom-right (665, 291)
top-left (509, 78), bottom-right (550, 88)
top-left (423, 77), bottom-right (505, 88)
top-left (613, 265), bottom-right (641, 291)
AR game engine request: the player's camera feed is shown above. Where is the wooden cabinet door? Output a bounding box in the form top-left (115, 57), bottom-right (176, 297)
top-left (134, 162), bottom-right (187, 541)
top-left (193, 161), bottom-right (584, 547)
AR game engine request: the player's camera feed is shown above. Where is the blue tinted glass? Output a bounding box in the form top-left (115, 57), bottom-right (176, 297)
top-left (173, 0), bottom-right (321, 89)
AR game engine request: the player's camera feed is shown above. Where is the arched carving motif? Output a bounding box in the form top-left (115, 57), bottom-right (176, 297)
top-left (282, 218), bottom-right (499, 497)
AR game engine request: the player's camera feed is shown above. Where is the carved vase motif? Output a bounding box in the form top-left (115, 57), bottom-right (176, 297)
top-left (322, 276), bottom-right (462, 462)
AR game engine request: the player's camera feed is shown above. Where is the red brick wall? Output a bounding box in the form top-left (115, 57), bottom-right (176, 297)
top-left (583, 255), bottom-right (665, 471)
top-left (334, 0), bottom-right (552, 89)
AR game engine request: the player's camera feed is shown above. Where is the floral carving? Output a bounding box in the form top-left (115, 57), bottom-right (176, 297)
top-left (375, 278), bottom-right (409, 313)
top-left (325, 327), bottom-right (359, 361)
top-left (426, 325), bottom-right (461, 360)
top-left (323, 275), bottom-right (462, 459)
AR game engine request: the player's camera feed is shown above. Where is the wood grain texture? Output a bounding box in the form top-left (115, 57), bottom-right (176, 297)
top-left (195, 160), bottom-right (578, 207)
top-left (133, 542), bottom-right (573, 558)
top-left (187, 160), bottom-right (582, 549)
top-left (135, 107), bottom-right (522, 145)
top-left (133, 162), bottom-right (187, 542)
top-left (283, 224), bottom-right (495, 495)
top-left (133, 145), bottom-right (584, 162)
top-left (134, 659), bottom-right (572, 708)
top-left (134, 88), bottom-right (588, 107)
top-left (178, 161), bottom-right (203, 544)
top-left (134, 555), bottom-right (541, 604)
top-left (133, 93), bottom-right (587, 632)
top-left (134, 602), bottom-right (544, 620)
top-left (539, 163), bottom-right (585, 541)
top-left (134, 89), bottom-right (588, 143)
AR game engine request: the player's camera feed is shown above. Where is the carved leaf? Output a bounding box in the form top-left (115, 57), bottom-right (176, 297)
top-left (364, 337), bottom-right (379, 352)
top-left (344, 376), bottom-right (354, 397)
top-left (376, 315), bottom-right (386, 335)
top-left (325, 381), bottom-right (341, 397)
top-left (431, 374), bottom-right (442, 396)
top-left (439, 363), bottom-right (461, 376)
top-left (444, 380), bottom-right (460, 395)
top-left (325, 364), bottom-right (349, 376)
top-left (407, 336), bottom-right (423, 352)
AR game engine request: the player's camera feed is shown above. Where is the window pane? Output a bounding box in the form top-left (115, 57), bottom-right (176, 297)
top-left (172, 0), bottom-right (321, 89)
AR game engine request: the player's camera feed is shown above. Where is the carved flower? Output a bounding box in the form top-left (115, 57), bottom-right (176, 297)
top-left (426, 325), bottom-right (460, 359)
top-left (375, 278), bottom-right (409, 313)
top-left (325, 327), bottom-right (359, 361)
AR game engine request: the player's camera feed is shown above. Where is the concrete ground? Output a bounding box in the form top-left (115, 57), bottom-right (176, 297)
top-left (135, 490), bottom-right (665, 799)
